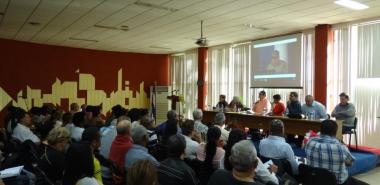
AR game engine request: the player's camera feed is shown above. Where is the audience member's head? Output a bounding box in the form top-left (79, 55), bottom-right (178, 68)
top-left (192, 109), bottom-right (203, 121)
top-left (229, 140), bottom-right (258, 174)
top-left (46, 127), bottom-right (70, 152)
top-left (16, 109), bottom-right (31, 127)
top-left (127, 160), bottom-right (158, 185)
top-left (305, 95), bottom-right (314, 106)
top-left (224, 128), bottom-right (246, 171)
top-left (81, 127), bottom-right (101, 151)
top-left (140, 115), bottom-right (155, 130)
top-left (63, 143), bottom-right (94, 185)
top-left (62, 112), bottom-right (73, 125)
top-left (181, 119), bottom-right (195, 137)
top-left (70, 103), bottom-right (80, 113)
top-left (273, 94), bottom-right (282, 103)
top-left (167, 110), bottom-right (178, 121)
top-left (289, 92), bottom-right (299, 102)
top-left (117, 115), bottom-right (130, 123)
top-left (259, 91), bottom-right (266, 100)
top-left (73, 112), bottom-right (86, 128)
top-left (269, 119), bottom-right (284, 137)
top-left (128, 108), bottom-right (141, 122)
top-left (131, 125), bottom-right (149, 147)
top-left (339, 92), bottom-right (350, 105)
top-left (214, 112), bottom-right (226, 126)
top-left (321, 119), bottom-right (338, 137)
top-left (112, 105), bottom-right (127, 118)
top-left (162, 119), bottom-right (178, 145)
top-left (116, 120), bottom-right (132, 136)
top-left (205, 126), bottom-right (222, 168)
top-left (166, 135), bottom-right (186, 158)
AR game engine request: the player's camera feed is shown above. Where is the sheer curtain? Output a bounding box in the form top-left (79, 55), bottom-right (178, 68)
top-left (252, 32), bottom-right (315, 106)
top-left (170, 50), bottom-right (198, 118)
top-left (206, 43), bottom-right (252, 107)
top-left (329, 20), bottom-right (380, 148)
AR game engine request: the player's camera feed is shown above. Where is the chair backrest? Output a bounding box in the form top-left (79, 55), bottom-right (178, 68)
top-left (298, 164), bottom-right (337, 185)
top-left (353, 117), bottom-right (358, 128)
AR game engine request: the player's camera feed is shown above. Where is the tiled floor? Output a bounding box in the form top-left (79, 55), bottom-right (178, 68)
top-left (355, 167), bottom-right (380, 184)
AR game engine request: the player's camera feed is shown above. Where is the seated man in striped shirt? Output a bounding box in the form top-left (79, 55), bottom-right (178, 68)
top-left (305, 120), bottom-right (366, 185)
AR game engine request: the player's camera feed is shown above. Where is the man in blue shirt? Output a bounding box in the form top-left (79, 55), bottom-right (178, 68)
top-left (125, 125), bottom-right (159, 168)
top-left (305, 119), bottom-right (366, 185)
top-left (259, 119), bottom-right (299, 175)
top-left (301, 95), bottom-right (328, 119)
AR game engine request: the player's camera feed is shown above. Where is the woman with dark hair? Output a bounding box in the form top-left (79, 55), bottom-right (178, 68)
top-left (223, 128), bottom-right (246, 171)
top-left (63, 142), bottom-right (99, 185)
top-left (196, 126), bottom-right (225, 169)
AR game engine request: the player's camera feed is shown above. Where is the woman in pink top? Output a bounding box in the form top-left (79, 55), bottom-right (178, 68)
top-left (196, 126), bottom-right (225, 170)
top-left (253, 91), bottom-right (271, 114)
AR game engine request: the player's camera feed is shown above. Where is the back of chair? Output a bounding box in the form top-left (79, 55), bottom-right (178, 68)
top-left (353, 117), bottom-right (358, 129)
top-left (272, 158), bottom-right (293, 177)
top-left (298, 164), bottom-right (337, 185)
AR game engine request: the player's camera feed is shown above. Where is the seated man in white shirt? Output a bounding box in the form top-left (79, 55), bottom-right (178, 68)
top-left (259, 119), bottom-right (298, 175)
top-left (71, 112), bottom-right (86, 142)
top-left (214, 112), bottom-right (229, 143)
top-left (12, 109), bottom-right (40, 144)
top-left (181, 119), bottom-right (200, 159)
top-left (193, 108), bottom-right (208, 141)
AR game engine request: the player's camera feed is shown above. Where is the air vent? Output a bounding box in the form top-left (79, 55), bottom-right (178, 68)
top-left (69, 37), bottom-right (98, 43)
top-left (134, 1), bottom-right (178, 12)
top-left (94, 24), bottom-right (129, 31)
top-left (243, 24), bottom-right (269, 31)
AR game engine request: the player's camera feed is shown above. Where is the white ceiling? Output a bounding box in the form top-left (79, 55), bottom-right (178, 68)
top-left (0, 0), bottom-right (379, 54)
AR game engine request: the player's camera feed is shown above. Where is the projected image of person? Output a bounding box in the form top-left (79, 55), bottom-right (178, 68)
top-left (266, 50), bottom-right (288, 73)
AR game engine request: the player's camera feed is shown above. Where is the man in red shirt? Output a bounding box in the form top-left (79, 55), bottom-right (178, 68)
top-left (109, 120), bottom-right (133, 182)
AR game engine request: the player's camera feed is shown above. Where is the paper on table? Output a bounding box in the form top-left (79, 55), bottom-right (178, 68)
top-left (263, 159), bottom-right (273, 169)
top-left (0, 165), bottom-right (24, 179)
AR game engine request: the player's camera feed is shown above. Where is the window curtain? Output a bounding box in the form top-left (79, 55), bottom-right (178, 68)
top-left (170, 51), bottom-right (198, 118)
top-left (329, 21), bottom-right (380, 148)
top-left (252, 32), bottom-right (315, 107)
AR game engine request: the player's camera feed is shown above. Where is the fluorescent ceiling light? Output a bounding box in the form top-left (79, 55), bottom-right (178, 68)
top-left (334, 0), bottom-right (369, 10)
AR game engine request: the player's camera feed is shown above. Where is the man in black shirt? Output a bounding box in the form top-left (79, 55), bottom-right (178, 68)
top-left (157, 135), bottom-right (200, 185)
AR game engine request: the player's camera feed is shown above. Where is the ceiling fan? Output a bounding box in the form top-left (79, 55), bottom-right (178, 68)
top-left (195, 20), bottom-right (208, 47)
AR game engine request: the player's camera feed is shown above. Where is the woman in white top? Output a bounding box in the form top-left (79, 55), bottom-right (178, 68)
top-left (196, 126), bottom-right (225, 170)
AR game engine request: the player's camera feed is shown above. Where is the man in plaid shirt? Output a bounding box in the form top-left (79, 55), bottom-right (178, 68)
top-left (305, 120), bottom-right (367, 185)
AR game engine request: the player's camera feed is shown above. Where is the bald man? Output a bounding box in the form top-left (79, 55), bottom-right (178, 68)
top-left (301, 95), bottom-right (327, 120)
top-left (109, 120), bottom-right (133, 174)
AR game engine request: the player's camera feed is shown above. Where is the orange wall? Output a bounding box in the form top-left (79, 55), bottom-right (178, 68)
top-left (0, 39), bottom-right (169, 122)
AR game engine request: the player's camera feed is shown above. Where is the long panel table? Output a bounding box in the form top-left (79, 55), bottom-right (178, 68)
top-left (203, 110), bottom-right (342, 138)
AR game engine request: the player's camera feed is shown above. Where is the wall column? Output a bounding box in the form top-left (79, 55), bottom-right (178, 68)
top-left (198, 47), bottom-right (208, 109)
top-left (314, 24), bottom-right (333, 105)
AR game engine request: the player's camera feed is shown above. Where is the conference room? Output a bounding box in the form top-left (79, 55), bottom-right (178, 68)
top-left (0, 0), bottom-right (379, 185)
